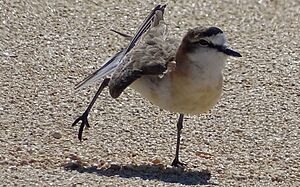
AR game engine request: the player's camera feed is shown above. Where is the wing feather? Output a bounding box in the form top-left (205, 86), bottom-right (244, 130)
top-left (75, 4), bottom-right (167, 91)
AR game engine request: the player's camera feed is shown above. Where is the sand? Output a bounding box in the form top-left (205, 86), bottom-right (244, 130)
top-left (0, 0), bottom-right (299, 186)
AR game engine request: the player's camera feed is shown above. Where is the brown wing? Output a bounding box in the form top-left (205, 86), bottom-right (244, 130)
top-left (109, 34), bottom-right (179, 98)
top-left (74, 5), bottom-right (166, 91)
top-left (108, 5), bottom-right (182, 99)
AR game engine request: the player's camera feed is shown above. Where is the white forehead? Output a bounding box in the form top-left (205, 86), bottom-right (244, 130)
top-left (205, 33), bottom-right (227, 46)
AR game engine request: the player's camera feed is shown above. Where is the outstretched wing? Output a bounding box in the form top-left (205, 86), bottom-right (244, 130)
top-left (108, 7), bottom-right (179, 98)
top-left (75, 4), bottom-right (167, 91)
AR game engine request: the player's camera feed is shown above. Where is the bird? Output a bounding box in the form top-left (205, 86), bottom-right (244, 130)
top-left (72, 4), bottom-right (242, 167)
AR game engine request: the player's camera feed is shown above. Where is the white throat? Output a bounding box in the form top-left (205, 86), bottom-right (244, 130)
top-left (187, 47), bottom-right (228, 76)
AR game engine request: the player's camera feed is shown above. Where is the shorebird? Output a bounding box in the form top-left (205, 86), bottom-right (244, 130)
top-left (72, 4), bottom-right (242, 167)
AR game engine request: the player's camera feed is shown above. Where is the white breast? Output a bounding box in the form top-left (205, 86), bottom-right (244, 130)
top-left (131, 48), bottom-right (228, 114)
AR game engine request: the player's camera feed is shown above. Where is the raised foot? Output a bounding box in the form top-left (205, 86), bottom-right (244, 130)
top-left (171, 159), bottom-right (187, 168)
top-left (72, 111), bottom-right (90, 141)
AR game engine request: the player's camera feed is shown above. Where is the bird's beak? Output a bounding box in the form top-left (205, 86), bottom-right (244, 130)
top-left (222, 46), bottom-right (242, 57)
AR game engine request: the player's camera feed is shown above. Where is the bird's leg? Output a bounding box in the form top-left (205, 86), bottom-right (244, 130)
top-left (171, 113), bottom-right (186, 167)
top-left (72, 78), bottom-right (110, 141)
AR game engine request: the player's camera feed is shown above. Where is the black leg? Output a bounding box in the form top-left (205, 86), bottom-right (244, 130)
top-left (72, 78), bottom-right (110, 141)
top-left (171, 113), bottom-right (186, 167)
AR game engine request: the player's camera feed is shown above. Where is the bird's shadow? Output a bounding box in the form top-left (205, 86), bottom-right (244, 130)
top-left (63, 161), bottom-right (215, 185)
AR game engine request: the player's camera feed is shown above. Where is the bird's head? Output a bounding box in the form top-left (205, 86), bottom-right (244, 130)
top-left (182, 26), bottom-right (242, 57)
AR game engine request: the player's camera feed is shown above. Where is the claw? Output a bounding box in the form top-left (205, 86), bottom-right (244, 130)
top-left (86, 119), bottom-right (90, 128)
top-left (71, 117), bottom-right (80, 127)
top-left (72, 112), bottom-right (89, 141)
top-left (171, 159), bottom-right (187, 168)
top-left (72, 78), bottom-right (110, 141)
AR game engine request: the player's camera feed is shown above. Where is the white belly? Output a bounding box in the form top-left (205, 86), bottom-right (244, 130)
top-left (131, 70), bottom-right (223, 114)
top-left (131, 48), bottom-right (227, 114)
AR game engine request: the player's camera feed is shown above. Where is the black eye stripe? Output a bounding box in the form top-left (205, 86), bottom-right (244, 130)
top-left (198, 39), bottom-right (209, 45)
top-left (186, 40), bottom-right (224, 53)
top-left (194, 39), bottom-right (219, 48)
top-left (201, 42), bottom-right (226, 53)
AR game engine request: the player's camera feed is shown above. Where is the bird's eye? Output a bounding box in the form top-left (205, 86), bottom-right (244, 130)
top-left (198, 39), bottom-right (209, 45)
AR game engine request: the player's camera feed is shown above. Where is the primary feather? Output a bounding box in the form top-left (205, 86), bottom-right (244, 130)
top-left (75, 4), bottom-right (167, 91)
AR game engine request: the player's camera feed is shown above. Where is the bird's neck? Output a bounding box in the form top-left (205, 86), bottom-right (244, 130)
top-left (176, 44), bottom-right (227, 78)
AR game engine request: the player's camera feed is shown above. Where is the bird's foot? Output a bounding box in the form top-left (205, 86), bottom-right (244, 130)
top-left (72, 111), bottom-right (90, 141)
top-left (171, 158), bottom-right (187, 168)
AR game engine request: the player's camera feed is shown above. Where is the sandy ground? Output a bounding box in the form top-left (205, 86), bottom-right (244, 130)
top-left (1, 0), bottom-right (299, 186)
